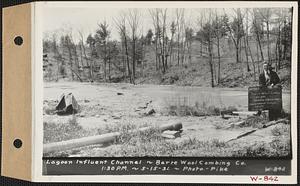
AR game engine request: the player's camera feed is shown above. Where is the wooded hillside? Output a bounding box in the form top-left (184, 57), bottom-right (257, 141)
top-left (43, 8), bottom-right (292, 89)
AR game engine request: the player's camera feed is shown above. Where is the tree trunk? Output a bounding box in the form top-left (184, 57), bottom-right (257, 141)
top-left (132, 38), bottom-right (136, 81)
top-left (169, 33), bottom-right (174, 67)
top-left (104, 43), bottom-right (107, 82)
top-left (82, 41), bottom-right (93, 81)
top-left (67, 46), bottom-right (74, 81)
top-left (141, 43), bottom-right (145, 77)
top-left (121, 43), bottom-right (126, 78)
top-left (108, 45), bottom-right (111, 82)
top-left (177, 33), bottom-right (180, 66)
top-left (278, 25), bottom-right (282, 69)
top-left (256, 42), bottom-right (260, 74)
top-left (188, 40), bottom-right (192, 64)
top-left (256, 32), bottom-right (264, 62)
top-left (155, 38), bottom-right (158, 70)
top-left (266, 21), bottom-right (271, 63)
top-left (235, 44), bottom-right (239, 63)
top-left (73, 45), bottom-right (80, 80)
top-left (247, 39), bottom-right (256, 80)
top-left (208, 39), bottom-right (214, 87)
top-left (243, 37), bottom-right (250, 72)
top-left (217, 37), bottom-right (221, 84)
top-left (123, 33), bottom-right (132, 84)
top-left (79, 44), bottom-right (84, 68)
top-left (275, 41), bottom-right (278, 71)
top-left (181, 40), bottom-right (186, 65)
top-left (200, 40), bottom-right (203, 57)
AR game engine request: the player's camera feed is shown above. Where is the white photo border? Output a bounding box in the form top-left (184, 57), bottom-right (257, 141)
top-left (33, 1), bottom-right (298, 183)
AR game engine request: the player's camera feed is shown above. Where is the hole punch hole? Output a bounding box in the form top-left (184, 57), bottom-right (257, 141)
top-left (14, 36), bottom-right (23, 46)
top-left (13, 139), bottom-right (23, 148)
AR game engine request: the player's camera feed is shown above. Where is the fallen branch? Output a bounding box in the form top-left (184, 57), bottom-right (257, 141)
top-left (232, 111), bottom-right (257, 116)
top-left (226, 118), bottom-right (289, 143)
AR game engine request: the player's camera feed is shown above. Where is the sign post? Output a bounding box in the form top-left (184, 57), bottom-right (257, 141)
top-left (248, 86), bottom-right (282, 120)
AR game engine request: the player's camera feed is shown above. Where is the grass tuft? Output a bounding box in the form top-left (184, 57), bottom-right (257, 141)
top-left (271, 124), bottom-right (290, 136)
top-left (167, 99), bottom-right (237, 117)
top-left (43, 117), bottom-right (93, 144)
top-left (232, 138), bottom-right (291, 158)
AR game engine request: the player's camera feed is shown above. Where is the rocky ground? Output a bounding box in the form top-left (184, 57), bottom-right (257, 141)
top-left (43, 82), bottom-right (291, 157)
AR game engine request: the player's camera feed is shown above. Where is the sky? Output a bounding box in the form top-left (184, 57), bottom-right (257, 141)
top-left (41, 2), bottom-right (292, 43)
top-left (42, 7), bottom-right (199, 43)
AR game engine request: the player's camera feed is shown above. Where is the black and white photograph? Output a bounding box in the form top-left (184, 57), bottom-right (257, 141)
top-left (41, 2), bottom-right (295, 176)
top-left (42, 3), bottom-right (293, 158)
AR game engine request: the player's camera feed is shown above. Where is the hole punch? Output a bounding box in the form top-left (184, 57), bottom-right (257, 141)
top-left (14, 36), bottom-right (23, 46)
top-left (13, 139), bottom-right (23, 148)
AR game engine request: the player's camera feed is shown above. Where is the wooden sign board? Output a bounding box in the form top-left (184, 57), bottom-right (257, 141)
top-left (248, 86), bottom-right (282, 111)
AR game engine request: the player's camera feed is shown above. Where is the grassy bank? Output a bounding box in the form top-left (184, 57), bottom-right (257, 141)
top-left (44, 116), bottom-right (291, 158)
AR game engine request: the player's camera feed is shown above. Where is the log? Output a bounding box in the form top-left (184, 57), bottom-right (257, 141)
top-left (44, 122), bottom-right (183, 154)
top-left (159, 122), bottom-right (182, 132)
top-left (232, 111), bottom-right (257, 116)
top-left (44, 132), bottom-right (120, 154)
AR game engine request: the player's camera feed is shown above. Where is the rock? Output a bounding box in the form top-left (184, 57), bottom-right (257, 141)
top-left (220, 110), bottom-right (233, 115)
top-left (112, 115), bottom-right (121, 119)
top-left (56, 93), bottom-right (79, 115)
top-left (145, 109), bottom-right (155, 116)
top-left (221, 115), bottom-right (231, 120)
top-left (161, 130), bottom-right (181, 139)
top-left (161, 134), bottom-right (176, 139)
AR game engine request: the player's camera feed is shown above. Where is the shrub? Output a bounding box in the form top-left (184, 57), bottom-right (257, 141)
top-left (166, 98), bottom-right (237, 117)
top-left (271, 124), bottom-right (290, 136)
top-left (243, 115), bottom-right (268, 128)
top-left (232, 138), bottom-right (291, 158)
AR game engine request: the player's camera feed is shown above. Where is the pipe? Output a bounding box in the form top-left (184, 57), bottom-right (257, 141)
top-left (44, 122), bottom-right (182, 154)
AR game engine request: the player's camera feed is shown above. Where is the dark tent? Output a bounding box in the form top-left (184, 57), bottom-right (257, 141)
top-left (55, 93), bottom-right (79, 115)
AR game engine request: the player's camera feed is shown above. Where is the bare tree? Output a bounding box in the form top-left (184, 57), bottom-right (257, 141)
top-left (149, 9), bottom-right (161, 71)
top-left (95, 21), bottom-right (110, 82)
top-left (244, 9), bottom-right (256, 80)
top-left (257, 8), bottom-right (273, 63)
top-left (127, 9), bottom-right (141, 81)
top-left (160, 8), bottom-right (168, 73)
top-left (169, 21), bottom-right (176, 66)
top-left (114, 12), bottom-right (133, 84)
top-left (252, 8), bottom-right (264, 63)
top-left (273, 8), bottom-right (290, 70)
top-left (212, 11), bottom-right (227, 84)
top-left (61, 34), bottom-right (74, 80)
top-left (175, 9), bottom-right (185, 66)
top-left (224, 8), bottom-right (245, 64)
top-left (82, 32), bottom-right (94, 81)
top-left (198, 10), bottom-right (215, 87)
top-left (50, 34), bottom-right (62, 81)
top-left (69, 34), bottom-right (82, 81)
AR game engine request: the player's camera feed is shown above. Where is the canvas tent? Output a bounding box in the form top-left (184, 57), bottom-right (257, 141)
top-left (55, 93), bottom-right (79, 115)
